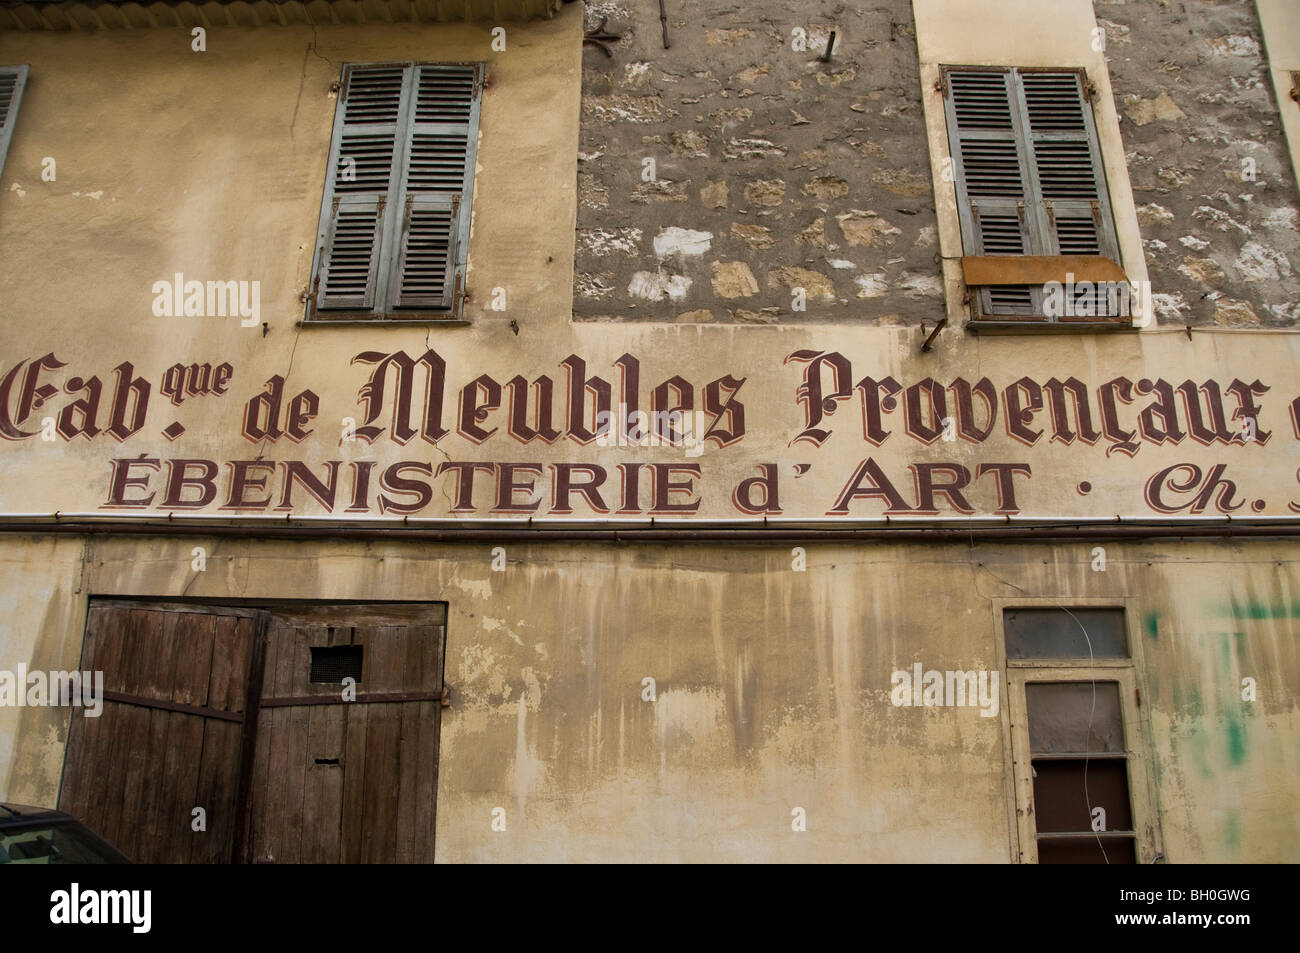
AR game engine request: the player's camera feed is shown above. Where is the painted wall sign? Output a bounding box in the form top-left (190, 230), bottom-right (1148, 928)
top-left (1, 348), bottom-right (1298, 520)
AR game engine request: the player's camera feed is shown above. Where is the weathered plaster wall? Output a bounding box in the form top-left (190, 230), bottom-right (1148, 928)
top-left (0, 536), bottom-right (86, 803)
top-left (1098, 0), bottom-right (1300, 327)
top-left (0, 9), bottom-right (583, 345)
top-left (574, 0), bottom-right (941, 324)
top-left (1, 533), bottom-right (1295, 862)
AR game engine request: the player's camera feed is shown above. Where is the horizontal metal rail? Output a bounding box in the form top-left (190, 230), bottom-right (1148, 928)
top-left (1, 518), bottom-right (1298, 543)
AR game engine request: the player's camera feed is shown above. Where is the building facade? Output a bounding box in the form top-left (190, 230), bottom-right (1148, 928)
top-left (0, 0), bottom-right (1297, 862)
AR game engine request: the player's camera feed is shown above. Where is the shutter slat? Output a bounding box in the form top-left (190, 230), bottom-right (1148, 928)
top-left (950, 71), bottom-right (1015, 129)
top-left (414, 65), bottom-right (477, 123)
top-left (959, 140), bottom-right (1025, 197)
top-left (343, 66), bottom-right (405, 124)
top-left (987, 286), bottom-right (1036, 315)
top-left (0, 65), bottom-right (29, 181)
top-left (1022, 73), bottom-right (1088, 130)
top-left (391, 194), bottom-right (455, 309)
top-left (974, 208), bottom-right (1029, 255)
top-left (1033, 142), bottom-right (1100, 199)
top-left (1051, 206), bottom-right (1103, 255)
top-left (406, 133), bottom-right (470, 191)
top-left (318, 195), bottom-right (386, 310)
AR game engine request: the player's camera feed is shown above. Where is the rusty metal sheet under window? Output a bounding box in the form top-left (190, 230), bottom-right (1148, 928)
top-left (961, 254), bottom-right (1127, 286)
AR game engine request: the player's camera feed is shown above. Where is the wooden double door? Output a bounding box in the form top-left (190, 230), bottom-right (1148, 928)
top-left (58, 599), bottom-right (446, 864)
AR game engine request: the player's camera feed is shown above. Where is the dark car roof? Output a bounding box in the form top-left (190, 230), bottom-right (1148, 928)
top-left (0, 803), bottom-right (70, 824)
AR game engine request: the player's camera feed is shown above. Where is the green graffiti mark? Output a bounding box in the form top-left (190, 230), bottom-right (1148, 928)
top-left (1184, 724), bottom-right (1213, 780)
top-left (1208, 599), bottom-right (1300, 620)
top-left (1225, 713), bottom-right (1247, 766)
top-left (1224, 812), bottom-right (1240, 853)
top-left (1144, 611), bottom-right (1160, 641)
top-left (1221, 632), bottom-right (1248, 767)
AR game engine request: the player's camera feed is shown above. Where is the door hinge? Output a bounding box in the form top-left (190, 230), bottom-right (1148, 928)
top-left (935, 74), bottom-right (948, 97)
top-left (1091, 200), bottom-right (1102, 225)
top-left (1045, 200), bottom-right (1056, 226)
top-left (441, 685), bottom-right (452, 708)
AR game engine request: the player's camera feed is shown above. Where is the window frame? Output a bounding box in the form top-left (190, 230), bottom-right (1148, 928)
top-left (991, 597), bottom-right (1163, 863)
top-left (940, 64), bottom-right (1132, 329)
top-left (302, 60), bottom-right (483, 326)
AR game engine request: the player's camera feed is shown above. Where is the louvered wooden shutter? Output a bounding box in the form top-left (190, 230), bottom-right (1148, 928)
top-left (390, 65), bottom-right (480, 310)
top-left (1020, 71), bottom-right (1118, 260)
top-left (944, 67), bottom-right (1118, 318)
top-left (316, 65), bottom-right (406, 311)
top-left (313, 63), bottom-right (480, 317)
top-left (945, 69), bottom-right (1038, 316)
top-left (0, 66), bottom-right (29, 180)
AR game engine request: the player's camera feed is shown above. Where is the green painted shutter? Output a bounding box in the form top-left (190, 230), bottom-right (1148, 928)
top-left (944, 67), bottom-right (1119, 319)
top-left (390, 64), bottom-right (481, 311)
top-left (944, 68), bottom-right (1039, 316)
top-left (1019, 71), bottom-right (1118, 260)
top-left (312, 63), bottom-right (480, 317)
top-left (0, 66), bottom-right (29, 181)
top-left (314, 64), bottom-right (407, 312)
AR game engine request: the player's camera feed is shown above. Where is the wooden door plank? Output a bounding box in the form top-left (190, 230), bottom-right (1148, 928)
top-left (97, 609), bottom-right (151, 850)
top-left (249, 704), bottom-right (276, 863)
top-left (301, 703), bottom-right (346, 863)
top-left (360, 699), bottom-right (402, 863)
top-left (339, 701), bottom-right (368, 864)
top-left (414, 699), bottom-right (440, 863)
top-left (117, 609), bottom-right (174, 859)
top-left (190, 614), bottom-right (254, 863)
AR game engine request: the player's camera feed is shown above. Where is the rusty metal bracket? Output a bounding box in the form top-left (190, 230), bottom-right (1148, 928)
top-left (659, 0), bottom-right (670, 49)
top-left (441, 685), bottom-right (452, 708)
top-left (921, 317), bottom-right (948, 353)
top-left (821, 30), bottom-right (837, 62)
top-left (583, 16), bottom-right (622, 57)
